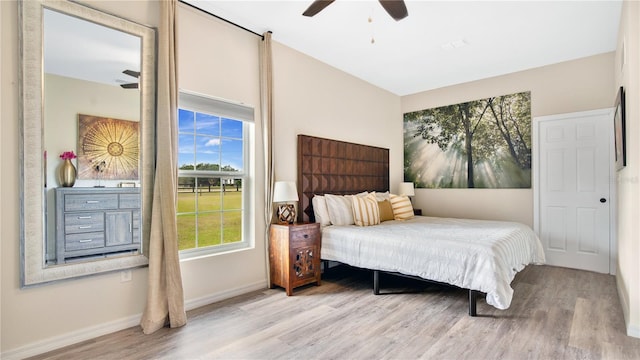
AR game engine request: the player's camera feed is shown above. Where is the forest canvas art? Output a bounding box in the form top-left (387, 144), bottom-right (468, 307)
top-left (404, 91), bottom-right (531, 188)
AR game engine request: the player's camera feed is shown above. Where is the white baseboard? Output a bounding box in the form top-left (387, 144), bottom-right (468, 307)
top-left (1, 313), bottom-right (141, 360)
top-left (184, 280), bottom-right (267, 311)
top-left (2, 280), bottom-right (268, 360)
top-left (616, 274), bottom-right (640, 339)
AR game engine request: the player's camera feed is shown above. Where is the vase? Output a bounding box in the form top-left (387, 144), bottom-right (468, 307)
top-left (59, 159), bottom-right (77, 187)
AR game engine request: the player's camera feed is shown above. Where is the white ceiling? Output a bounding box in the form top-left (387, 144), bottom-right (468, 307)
top-left (185, 0), bottom-right (623, 96)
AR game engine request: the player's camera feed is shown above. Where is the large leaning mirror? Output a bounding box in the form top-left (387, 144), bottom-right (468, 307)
top-left (19, 0), bottom-right (156, 286)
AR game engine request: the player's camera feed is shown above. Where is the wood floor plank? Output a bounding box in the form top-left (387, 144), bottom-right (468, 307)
top-left (27, 265), bottom-right (640, 360)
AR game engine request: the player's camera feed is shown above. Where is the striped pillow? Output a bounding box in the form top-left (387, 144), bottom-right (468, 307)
top-left (352, 193), bottom-right (380, 226)
top-left (325, 194), bottom-right (355, 225)
top-left (389, 194), bottom-right (414, 220)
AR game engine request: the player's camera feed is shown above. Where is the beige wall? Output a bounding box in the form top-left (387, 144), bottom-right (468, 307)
top-left (271, 43), bottom-right (402, 187)
top-left (615, 0), bottom-right (640, 338)
top-left (401, 53), bottom-right (615, 227)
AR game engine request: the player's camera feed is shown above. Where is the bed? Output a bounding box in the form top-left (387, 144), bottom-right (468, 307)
top-left (296, 134), bottom-right (545, 316)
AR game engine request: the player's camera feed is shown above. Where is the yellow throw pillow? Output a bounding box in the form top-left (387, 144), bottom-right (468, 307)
top-left (389, 194), bottom-right (414, 220)
top-left (352, 193), bottom-right (380, 226)
top-left (378, 200), bottom-right (395, 222)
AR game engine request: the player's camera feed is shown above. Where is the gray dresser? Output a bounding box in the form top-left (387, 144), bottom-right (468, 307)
top-left (55, 187), bottom-right (141, 264)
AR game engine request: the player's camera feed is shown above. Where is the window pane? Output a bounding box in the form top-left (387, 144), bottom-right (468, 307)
top-left (221, 138), bottom-right (243, 172)
top-left (178, 109), bottom-right (195, 133)
top-left (177, 213), bottom-right (195, 250)
top-left (222, 179), bottom-right (242, 210)
top-left (178, 134), bottom-right (195, 170)
top-left (198, 213), bottom-right (222, 247)
top-left (223, 211), bottom-right (242, 243)
top-left (196, 113), bottom-right (220, 136)
top-left (177, 177), bottom-right (196, 213)
top-left (196, 177), bottom-right (221, 212)
top-left (221, 118), bottom-right (243, 139)
top-left (195, 135), bottom-right (219, 169)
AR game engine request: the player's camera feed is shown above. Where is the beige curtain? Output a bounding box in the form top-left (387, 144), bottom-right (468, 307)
top-left (261, 32), bottom-right (275, 284)
top-left (140, 0), bottom-right (187, 334)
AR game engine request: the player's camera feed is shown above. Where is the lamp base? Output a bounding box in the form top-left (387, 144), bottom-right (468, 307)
top-left (277, 204), bottom-right (296, 224)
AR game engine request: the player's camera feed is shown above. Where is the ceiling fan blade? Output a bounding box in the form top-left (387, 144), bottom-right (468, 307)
top-left (302, 0), bottom-right (335, 17)
top-left (120, 83), bottom-right (138, 89)
top-left (379, 0), bottom-right (408, 21)
top-left (122, 69), bottom-right (140, 78)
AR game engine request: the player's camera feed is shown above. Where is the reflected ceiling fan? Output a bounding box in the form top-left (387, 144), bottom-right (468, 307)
top-left (303, 0), bottom-right (408, 21)
top-left (120, 69), bottom-right (140, 89)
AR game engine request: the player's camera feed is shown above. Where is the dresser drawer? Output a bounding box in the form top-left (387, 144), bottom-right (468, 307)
top-left (64, 194), bottom-right (118, 211)
top-left (64, 212), bottom-right (104, 234)
top-left (65, 232), bottom-right (105, 251)
top-left (119, 193), bottom-right (140, 209)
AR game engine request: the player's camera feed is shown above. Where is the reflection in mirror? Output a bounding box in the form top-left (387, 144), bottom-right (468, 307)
top-left (20, 0), bottom-right (156, 286)
top-left (43, 8), bottom-right (142, 265)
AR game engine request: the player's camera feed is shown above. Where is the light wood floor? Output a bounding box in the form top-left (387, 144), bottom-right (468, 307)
top-left (30, 265), bottom-right (640, 360)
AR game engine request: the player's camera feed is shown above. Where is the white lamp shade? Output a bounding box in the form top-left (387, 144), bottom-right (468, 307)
top-left (398, 182), bottom-right (415, 196)
top-left (273, 181), bottom-right (299, 202)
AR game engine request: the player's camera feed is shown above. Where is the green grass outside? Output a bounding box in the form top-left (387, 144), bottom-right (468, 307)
top-left (177, 189), bottom-right (243, 250)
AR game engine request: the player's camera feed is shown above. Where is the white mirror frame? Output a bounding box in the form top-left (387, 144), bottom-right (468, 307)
top-left (19, 0), bottom-right (156, 286)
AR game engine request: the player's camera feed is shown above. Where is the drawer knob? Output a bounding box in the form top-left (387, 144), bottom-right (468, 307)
top-left (86, 200), bottom-right (99, 204)
top-left (78, 216), bottom-right (92, 219)
top-left (78, 225), bottom-right (92, 229)
top-left (303, 234), bottom-right (309, 239)
top-left (78, 239), bottom-right (93, 243)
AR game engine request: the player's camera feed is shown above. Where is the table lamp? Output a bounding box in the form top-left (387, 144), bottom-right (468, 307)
top-left (399, 182), bottom-right (415, 201)
top-left (273, 181), bottom-right (299, 224)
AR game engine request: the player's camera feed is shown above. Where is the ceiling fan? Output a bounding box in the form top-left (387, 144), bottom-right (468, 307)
top-left (120, 69), bottom-right (140, 89)
top-left (303, 0), bottom-right (408, 21)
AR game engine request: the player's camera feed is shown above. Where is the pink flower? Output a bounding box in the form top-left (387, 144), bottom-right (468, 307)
top-left (59, 151), bottom-right (77, 160)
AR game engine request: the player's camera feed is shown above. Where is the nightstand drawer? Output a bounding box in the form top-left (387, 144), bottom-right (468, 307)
top-left (290, 227), bottom-right (318, 246)
top-left (64, 194), bottom-right (118, 211)
top-left (65, 232), bottom-right (105, 251)
top-left (64, 212), bottom-right (104, 234)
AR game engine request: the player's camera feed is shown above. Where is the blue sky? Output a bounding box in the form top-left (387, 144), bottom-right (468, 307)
top-left (178, 109), bottom-right (243, 171)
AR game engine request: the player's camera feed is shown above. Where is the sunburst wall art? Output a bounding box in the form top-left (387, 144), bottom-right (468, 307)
top-left (77, 114), bottom-right (139, 180)
top-left (403, 91), bottom-right (531, 189)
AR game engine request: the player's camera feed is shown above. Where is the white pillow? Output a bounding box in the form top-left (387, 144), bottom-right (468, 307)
top-left (312, 195), bottom-right (331, 227)
top-left (324, 194), bottom-right (355, 225)
top-left (372, 191), bottom-right (390, 201)
top-left (352, 193), bottom-right (380, 226)
top-left (389, 194), bottom-right (414, 220)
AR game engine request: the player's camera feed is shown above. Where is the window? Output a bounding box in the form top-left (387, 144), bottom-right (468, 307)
top-left (177, 91), bottom-right (253, 256)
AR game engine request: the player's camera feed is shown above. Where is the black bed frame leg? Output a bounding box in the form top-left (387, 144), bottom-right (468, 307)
top-left (469, 290), bottom-right (478, 317)
top-left (373, 270), bottom-right (380, 295)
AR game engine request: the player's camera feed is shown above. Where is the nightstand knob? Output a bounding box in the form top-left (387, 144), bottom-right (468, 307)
top-left (303, 234), bottom-right (309, 239)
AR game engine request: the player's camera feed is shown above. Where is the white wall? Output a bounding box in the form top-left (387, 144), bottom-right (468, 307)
top-left (614, 0), bottom-right (640, 338)
top-left (401, 53), bottom-right (615, 227)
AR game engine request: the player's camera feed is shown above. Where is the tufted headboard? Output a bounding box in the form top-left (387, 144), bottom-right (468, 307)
top-left (297, 134), bottom-right (390, 223)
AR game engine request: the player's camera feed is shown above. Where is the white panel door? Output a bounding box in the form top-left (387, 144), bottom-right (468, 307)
top-left (536, 109), bottom-right (612, 274)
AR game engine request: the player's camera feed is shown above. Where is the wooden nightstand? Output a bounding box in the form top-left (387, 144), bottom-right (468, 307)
top-left (269, 223), bottom-right (321, 295)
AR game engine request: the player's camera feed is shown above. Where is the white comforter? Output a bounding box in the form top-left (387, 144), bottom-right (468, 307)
top-left (321, 216), bottom-right (545, 310)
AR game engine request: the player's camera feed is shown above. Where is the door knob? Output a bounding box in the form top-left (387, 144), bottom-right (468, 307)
top-left (600, 198), bottom-right (607, 203)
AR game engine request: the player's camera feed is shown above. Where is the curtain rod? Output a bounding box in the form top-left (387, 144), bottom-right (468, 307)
top-left (178, 0), bottom-right (266, 40)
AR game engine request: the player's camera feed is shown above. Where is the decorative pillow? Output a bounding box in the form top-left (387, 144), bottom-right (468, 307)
top-left (312, 195), bottom-right (331, 227)
top-left (352, 193), bottom-right (380, 226)
top-left (377, 199), bottom-right (395, 222)
top-left (389, 194), bottom-right (414, 220)
top-left (373, 191), bottom-right (390, 201)
top-left (325, 194), bottom-right (355, 225)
